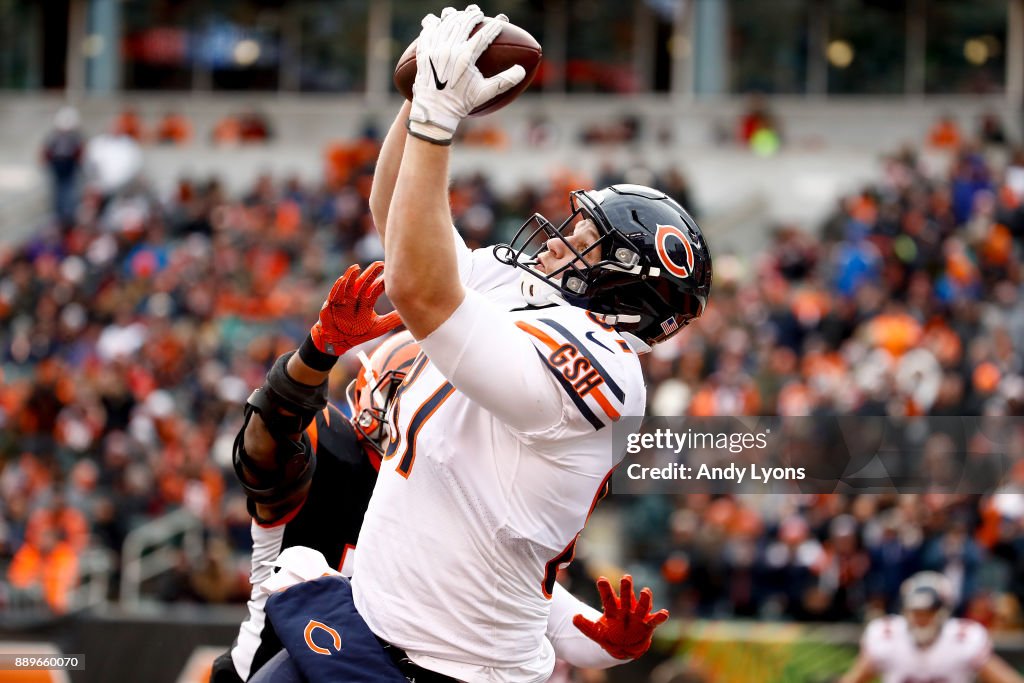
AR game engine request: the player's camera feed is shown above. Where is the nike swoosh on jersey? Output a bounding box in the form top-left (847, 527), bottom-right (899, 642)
top-left (429, 58), bottom-right (447, 89)
top-left (584, 330), bottom-right (613, 354)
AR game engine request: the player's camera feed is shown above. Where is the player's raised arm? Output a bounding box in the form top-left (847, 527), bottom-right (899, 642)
top-left (383, 5), bottom-right (524, 339)
top-left (368, 99), bottom-right (412, 239)
top-left (235, 262), bottom-right (400, 523)
top-left (381, 7), bottom-right (574, 435)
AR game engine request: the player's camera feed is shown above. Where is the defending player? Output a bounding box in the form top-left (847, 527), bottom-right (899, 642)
top-left (209, 262), bottom-right (406, 682)
top-left (346, 5), bottom-right (711, 682)
top-left (839, 572), bottom-right (1024, 683)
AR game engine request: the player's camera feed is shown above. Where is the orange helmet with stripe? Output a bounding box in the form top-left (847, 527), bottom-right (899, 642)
top-left (346, 330), bottom-right (419, 453)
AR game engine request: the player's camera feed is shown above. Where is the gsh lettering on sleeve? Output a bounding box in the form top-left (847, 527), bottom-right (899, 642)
top-left (548, 344), bottom-right (604, 397)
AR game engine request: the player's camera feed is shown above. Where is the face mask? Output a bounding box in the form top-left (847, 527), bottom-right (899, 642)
top-left (906, 608), bottom-right (948, 647)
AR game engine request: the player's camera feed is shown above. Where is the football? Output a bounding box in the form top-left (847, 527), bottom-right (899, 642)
top-left (393, 19), bottom-right (542, 117)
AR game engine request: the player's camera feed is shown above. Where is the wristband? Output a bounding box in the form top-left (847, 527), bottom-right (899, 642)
top-left (298, 334), bottom-right (341, 372)
top-left (407, 118), bottom-right (455, 146)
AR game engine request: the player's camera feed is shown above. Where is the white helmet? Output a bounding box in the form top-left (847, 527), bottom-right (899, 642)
top-left (901, 571), bottom-right (953, 646)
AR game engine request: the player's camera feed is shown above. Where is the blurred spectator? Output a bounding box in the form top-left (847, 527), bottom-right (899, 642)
top-left (864, 509), bottom-right (921, 613)
top-left (212, 110), bottom-right (274, 146)
top-left (42, 106), bottom-right (85, 228)
top-left (458, 122), bottom-right (508, 148)
top-left (26, 495), bottom-right (89, 553)
top-left (950, 148), bottom-right (993, 225)
top-left (921, 516), bottom-right (983, 605)
top-left (661, 167), bottom-right (697, 220)
top-left (324, 129), bottom-right (379, 190)
top-left (7, 527), bottom-right (79, 613)
top-left (832, 219), bottom-right (881, 297)
top-left (580, 115), bottom-right (641, 145)
top-left (738, 95), bottom-right (782, 154)
top-left (189, 537), bottom-right (247, 603)
top-left (526, 116), bottom-right (559, 148)
top-left (212, 114), bottom-right (242, 146)
top-left (978, 111), bottom-right (1008, 147)
top-left (928, 114), bottom-right (961, 149)
top-left (84, 129), bottom-right (143, 202)
top-left (807, 515), bottom-right (870, 621)
top-left (761, 514), bottom-right (823, 618)
top-left (238, 109), bottom-right (273, 143)
top-left (154, 111), bottom-right (192, 145)
top-left (112, 107), bottom-right (145, 141)
top-left (1006, 147), bottom-right (1024, 206)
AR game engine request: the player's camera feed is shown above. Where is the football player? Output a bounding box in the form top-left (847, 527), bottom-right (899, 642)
top-left (840, 571), bottom-right (1024, 683)
top-left (349, 5), bottom-right (711, 682)
top-left (209, 262), bottom-right (407, 682)
top-left (215, 262), bottom-right (676, 682)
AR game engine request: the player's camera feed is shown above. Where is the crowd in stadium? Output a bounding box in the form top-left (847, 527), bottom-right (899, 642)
top-left (1, 108), bottom-right (1024, 636)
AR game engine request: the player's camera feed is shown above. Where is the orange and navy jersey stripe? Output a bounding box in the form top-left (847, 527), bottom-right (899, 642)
top-left (382, 352), bottom-right (430, 460)
top-left (382, 353), bottom-right (458, 478)
top-left (516, 318), bottom-right (627, 430)
top-left (396, 380), bottom-right (455, 478)
top-left (537, 317), bottom-right (625, 402)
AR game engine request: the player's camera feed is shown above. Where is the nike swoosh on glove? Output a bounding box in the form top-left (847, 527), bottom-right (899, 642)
top-left (572, 575), bottom-right (670, 660)
top-left (408, 5), bottom-right (526, 144)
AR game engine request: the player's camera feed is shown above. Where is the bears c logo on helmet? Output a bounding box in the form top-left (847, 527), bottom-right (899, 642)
top-left (655, 224), bottom-right (695, 279)
top-left (304, 620), bottom-right (342, 655)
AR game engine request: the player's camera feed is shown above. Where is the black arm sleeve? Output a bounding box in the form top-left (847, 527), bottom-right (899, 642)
top-left (233, 404), bottom-right (317, 525)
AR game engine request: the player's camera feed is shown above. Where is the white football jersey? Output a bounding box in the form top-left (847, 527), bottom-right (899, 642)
top-left (862, 615), bottom-right (993, 683)
top-left (352, 233), bottom-right (645, 683)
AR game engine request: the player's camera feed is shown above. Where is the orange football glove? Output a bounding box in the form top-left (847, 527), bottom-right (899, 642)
top-left (572, 575), bottom-right (669, 660)
top-left (310, 262), bottom-right (402, 356)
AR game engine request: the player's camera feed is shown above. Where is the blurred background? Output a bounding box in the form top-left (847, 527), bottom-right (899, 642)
top-left (1, 0), bottom-right (1024, 681)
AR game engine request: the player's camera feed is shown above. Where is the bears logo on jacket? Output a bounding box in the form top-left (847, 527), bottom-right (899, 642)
top-left (304, 620), bottom-right (341, 655)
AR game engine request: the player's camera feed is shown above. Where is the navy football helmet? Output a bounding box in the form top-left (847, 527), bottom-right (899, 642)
top-left (494, 184), bottom-right (712, 347)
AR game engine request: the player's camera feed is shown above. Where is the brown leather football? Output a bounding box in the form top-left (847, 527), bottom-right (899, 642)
top-left (393, 19), bottom-right (542, 117)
